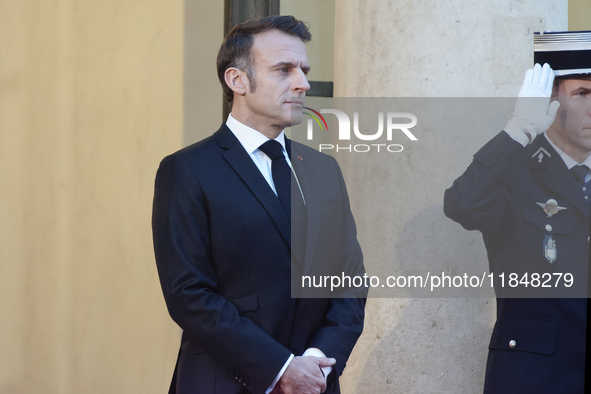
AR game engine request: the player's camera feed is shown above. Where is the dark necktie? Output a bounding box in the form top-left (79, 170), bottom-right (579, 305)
top-left (570, 164), bottom-right (591, 204)
top-left (259, 140), bottom-right (291, 225)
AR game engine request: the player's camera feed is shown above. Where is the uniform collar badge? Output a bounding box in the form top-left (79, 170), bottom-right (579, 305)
top-left (536, 199), bottom-right (567, 217)
top-left (531, 147), bottom-right (552, 164)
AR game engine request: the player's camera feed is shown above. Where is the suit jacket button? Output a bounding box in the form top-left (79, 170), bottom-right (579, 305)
top-left (509, 340), bottom-right (516, 348)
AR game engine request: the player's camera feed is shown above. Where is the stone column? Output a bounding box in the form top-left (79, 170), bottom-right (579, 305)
top-left (332, 1), bottom-right (567, 393)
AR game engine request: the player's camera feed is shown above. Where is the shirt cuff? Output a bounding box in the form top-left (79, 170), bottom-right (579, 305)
top-left (503, 125), bottom-right (530, 147)
top-left (265, 354), bottom-right (294, 394)
top-left (302, 347), bottom-right (333, 384)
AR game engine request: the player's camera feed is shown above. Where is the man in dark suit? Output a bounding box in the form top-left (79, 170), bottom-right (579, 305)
top-left (152, 16), bottom-right (365, 394)
top-left (444, 32), bottom-right (591, 393)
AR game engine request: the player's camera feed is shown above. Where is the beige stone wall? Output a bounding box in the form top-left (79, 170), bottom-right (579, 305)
top-left (569, 0), bottom-right (591, 30)
top-left (0, 1), bottom-right (183, 393)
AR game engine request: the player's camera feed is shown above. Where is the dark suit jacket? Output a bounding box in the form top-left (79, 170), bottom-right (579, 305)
top-left (444, 132), bottom-right (588, 393)
top-left (152, 124), bottom-right (365, 394)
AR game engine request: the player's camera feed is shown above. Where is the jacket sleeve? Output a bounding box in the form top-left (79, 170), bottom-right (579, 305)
top-left (152, 153), bottom-right (290, 394)
top-left (307, 156), bottom-right (366, 388)
top-left (443, 131), bottom-right (525, 235)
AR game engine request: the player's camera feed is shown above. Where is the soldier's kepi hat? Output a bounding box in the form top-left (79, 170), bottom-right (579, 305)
top-left (534, 30), bottom-right (591, 77)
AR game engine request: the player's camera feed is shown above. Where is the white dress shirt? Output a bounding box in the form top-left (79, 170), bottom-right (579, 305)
top-left (504, 129), bottom-right (591, 182)
top-left (226, 114), bottom-right (306, 204)
top-left (544, 133), bottom-right (591, 182)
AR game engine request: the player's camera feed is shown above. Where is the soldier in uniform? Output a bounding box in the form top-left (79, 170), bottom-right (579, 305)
top-left (444, 31), bottom-right (591, 393)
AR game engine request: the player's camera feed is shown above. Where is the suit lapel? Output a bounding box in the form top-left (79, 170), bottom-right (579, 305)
top-left (289, 140), bottom-right (321, 275)
top-left (214, 125), bottom-right (291, 248)
top-left (530, 136), bottom-right (590, 218)
top-left (284, 140), bottom-right (305, 268)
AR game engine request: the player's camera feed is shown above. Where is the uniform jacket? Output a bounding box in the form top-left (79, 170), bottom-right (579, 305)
top-left (444, 131), bottom-right (589, 393)
top-left (152, 124), bottom-right (365, 394)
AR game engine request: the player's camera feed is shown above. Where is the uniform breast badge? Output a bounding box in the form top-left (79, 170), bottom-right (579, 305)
top-left (543, 235), bottom-right (557, 264)
top-left (536, 199), bottom-right (567, 218)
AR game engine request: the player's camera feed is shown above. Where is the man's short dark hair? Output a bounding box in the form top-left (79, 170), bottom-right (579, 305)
top-left (216, 15), bottom-right (311, 103)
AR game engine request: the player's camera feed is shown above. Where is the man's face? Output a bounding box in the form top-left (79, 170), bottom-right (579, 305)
top-left (240, 30), bottom-right (310, 133)
top-left (549, 77), bottom-right (591, 162)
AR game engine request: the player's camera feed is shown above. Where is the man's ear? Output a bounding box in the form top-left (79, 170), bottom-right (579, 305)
top-left (225, 68), bottom-right (248, 97)
top-left (551, 78), bottom-right (561, 98)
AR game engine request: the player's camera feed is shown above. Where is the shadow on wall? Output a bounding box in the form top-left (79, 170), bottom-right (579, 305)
top-left (353, 205), bottom-right (495, 393)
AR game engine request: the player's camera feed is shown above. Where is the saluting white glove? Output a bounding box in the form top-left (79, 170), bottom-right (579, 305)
top-left (504, 63), bottom-right (561, 145)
